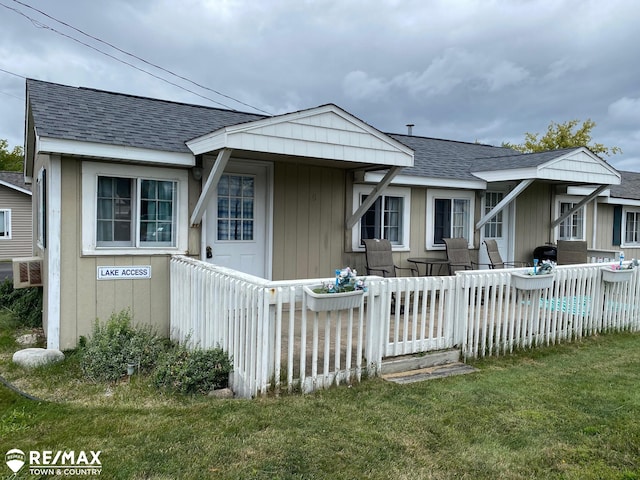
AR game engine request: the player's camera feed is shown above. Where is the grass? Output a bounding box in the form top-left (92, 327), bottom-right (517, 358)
top-left (1, 311), bottom-right (640, 479)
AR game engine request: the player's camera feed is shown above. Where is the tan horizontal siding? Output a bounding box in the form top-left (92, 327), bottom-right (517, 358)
top-left (0, 186), bottom-right (32, 260)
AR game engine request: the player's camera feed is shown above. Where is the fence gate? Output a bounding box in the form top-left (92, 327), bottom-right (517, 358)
top-left (380, 276), bottom-right (458, 358)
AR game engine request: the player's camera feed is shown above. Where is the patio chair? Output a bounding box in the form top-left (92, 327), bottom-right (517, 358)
top-left (363, 239), bottom-right (417, 277)
top-left (363, 239), bottom-right (416, 314)
top-left (483, 239), bottom-right (528, 269)
top-left (443, 237), bottom-right (479, 274)
top-left (556, 240), bottom-right (587, 265)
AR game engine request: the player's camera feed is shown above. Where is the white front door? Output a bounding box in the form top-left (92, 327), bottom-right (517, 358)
top-left (205, 162), bottom-right (271, 279)
top-left (479, 191), bottom-right (513, 268)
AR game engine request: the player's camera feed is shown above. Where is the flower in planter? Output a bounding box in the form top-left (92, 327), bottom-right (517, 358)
top-left (527, 259), bottom-right (556, 276)
top-left (612, 258), bottom-right (639, 270)
top-left (314, 267), bottom-right (367, 294)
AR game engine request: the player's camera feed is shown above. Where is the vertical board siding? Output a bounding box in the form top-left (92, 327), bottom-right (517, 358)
top-left (272, 162), bottom-right (346, 280)
top-left (513, 183), bottom-right (552, 262)
top-left (58, 158), bottom-right (172, 349)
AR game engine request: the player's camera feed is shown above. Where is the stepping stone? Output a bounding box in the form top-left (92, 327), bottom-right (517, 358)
top-left (382, 362), bottom-right (478, 384)
top-left (12, 348), bottom-right (64, 368)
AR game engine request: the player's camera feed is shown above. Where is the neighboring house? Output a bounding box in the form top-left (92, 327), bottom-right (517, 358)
top-left (23, 79), bottom-right (636, 349)
top-left (0, 171), bottom-right (32, 261)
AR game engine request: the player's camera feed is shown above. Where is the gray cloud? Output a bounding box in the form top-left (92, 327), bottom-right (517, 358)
top-left (1, 0), bottom-right (639, 171)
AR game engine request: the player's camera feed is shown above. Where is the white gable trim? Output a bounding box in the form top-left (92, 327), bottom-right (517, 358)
top-left (0, 180), bottom-right (31, 195)
top-left (472, 148), bottom-right (621, 185)
top-left (36, 136), bottom-right (194, 166)
top-left (187, 105), bottom-right (414, 167)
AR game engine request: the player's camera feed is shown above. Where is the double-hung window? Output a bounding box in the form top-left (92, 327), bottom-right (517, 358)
top-left (0, 209), bottom-right (10, 238)
top-left (82, 162), bottom-right (188, 255)
top-left (426, 189), bottom-right (474, 249)
top-left (352, 185), bottom-right (410, 251)
top-left (97, 177), bottom-right (176, 247)
top-left (556, 197), bottom-right (585, 241)
top-left (624, 209), bottom-right (640, 245)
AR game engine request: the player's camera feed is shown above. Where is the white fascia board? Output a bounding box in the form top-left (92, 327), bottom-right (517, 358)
top-left (364, 171), bottom-right (486, 189)
top-left (599, 197), bottom-right (640, 206)
top-left (537, 170), bottom-right (621, 184)
top-left (186, 130), bottom-right (227, 155)
top-left (37, 137), bottom-right (194, 166)
top-left (0, 180), bottom-right (31, 196)
top-left (471, 167), bottom-right (539, 182)
top-left (567, 186), bottom-right (611, 197)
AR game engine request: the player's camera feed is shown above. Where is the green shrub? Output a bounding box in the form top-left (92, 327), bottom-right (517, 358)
top-left (153, 342), bottom-right (232, 395)
top-left (80, 310), bottom-right (164, 382)
top-left (0, 279), bottom-right (42, 328)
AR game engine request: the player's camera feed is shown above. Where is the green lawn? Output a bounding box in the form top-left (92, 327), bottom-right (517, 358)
top-left (1, 313), bottom-right (640, 479)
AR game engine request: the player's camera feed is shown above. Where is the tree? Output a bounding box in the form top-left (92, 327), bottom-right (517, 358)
top-left (0, 139), bottom-right (24, 171)
top-left (502, 119), bottom-right (622, 157)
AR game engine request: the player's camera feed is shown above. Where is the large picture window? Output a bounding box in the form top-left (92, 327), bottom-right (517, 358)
top-left (82, 162), bottom-right (187, 255)
top-left (426, 189), bottom-right (474, 249)
top-left (352, 185), bottom-right (410, 251)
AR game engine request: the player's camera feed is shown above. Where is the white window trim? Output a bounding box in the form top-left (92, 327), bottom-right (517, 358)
top-left (351, 185), bottom-right (411, 252)
top-left (0, 209), bottom-right (11, 239)
top-left (82, 162), bottom-right (188, 256)
top-left (426, 189), bottom-right (475, 250)
top-left (555, 195), bottom-right (586, 241)
top-left (621, 206), bottom-right (640, 247)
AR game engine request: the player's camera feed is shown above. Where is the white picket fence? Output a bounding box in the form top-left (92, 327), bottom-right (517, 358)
top-left (170, 255), bottom-right (640, 398)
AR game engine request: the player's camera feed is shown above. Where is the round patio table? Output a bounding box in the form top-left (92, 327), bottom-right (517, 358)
top-left (407, 257), bottom-right (451, 276)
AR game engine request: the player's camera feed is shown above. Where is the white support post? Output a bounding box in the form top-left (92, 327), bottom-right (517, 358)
top-left (47, 155), bottom-right (61, 350)
top-left (190, 148), bottom-right (232, 226)
top-left (345, 166), bottom-right (404, 230)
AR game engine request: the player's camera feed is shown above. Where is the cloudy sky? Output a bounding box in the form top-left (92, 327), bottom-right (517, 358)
top-left (1, 0), bottom-right (639, 171)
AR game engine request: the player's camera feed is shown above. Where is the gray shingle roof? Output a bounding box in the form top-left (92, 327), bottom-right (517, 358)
top-left (0, 171), bottom-right (31, 192)
top-left (471, 148), bottom-right (582, 172)
top-left (27, 78), bottom-right (267, 154)
top-left (611, 171), bottom-right (640, 200)
top-left (388, 133), bottom-right (520, 180)
top-left (27, 79), bottom-right (634, 195)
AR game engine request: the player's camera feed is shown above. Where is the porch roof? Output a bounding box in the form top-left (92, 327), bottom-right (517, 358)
top-left (364, 140), bottom-right (621, 188)
top-left (471, 147), bottom-right (621, 185)
top-left (186, 104), bottom-right (414, 168)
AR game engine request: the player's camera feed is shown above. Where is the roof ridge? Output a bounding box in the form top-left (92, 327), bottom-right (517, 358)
top-left (27, 77), bottom-right (269, 118)
top-left (388, 132), bottom-right (506, 148)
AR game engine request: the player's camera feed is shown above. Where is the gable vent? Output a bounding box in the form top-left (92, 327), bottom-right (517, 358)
top-left (12, 257), bottom-right (43, 289)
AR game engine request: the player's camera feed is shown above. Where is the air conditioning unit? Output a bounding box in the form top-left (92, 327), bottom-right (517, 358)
top-left (12, 257), bottom-right (44, 289)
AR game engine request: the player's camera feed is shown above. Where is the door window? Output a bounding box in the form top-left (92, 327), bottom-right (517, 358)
top-left (484, 192), bottom-right (504, 238)
top-left (217, 174), bottom-right (255, 241)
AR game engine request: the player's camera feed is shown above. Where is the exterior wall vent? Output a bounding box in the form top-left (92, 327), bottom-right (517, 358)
top-left (12, 257), bottom-right (43, 289)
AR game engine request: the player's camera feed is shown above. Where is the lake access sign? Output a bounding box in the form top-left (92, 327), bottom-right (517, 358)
top-left (97, 266), bottom-right (152, 280)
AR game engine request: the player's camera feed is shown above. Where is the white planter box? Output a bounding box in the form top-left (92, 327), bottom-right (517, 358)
top-left (303, 285), bottom-right (364, 312)
top-left (511, 272), bottom-right (555, 291)
top-left (601, 266), bottom-right (634, 283)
